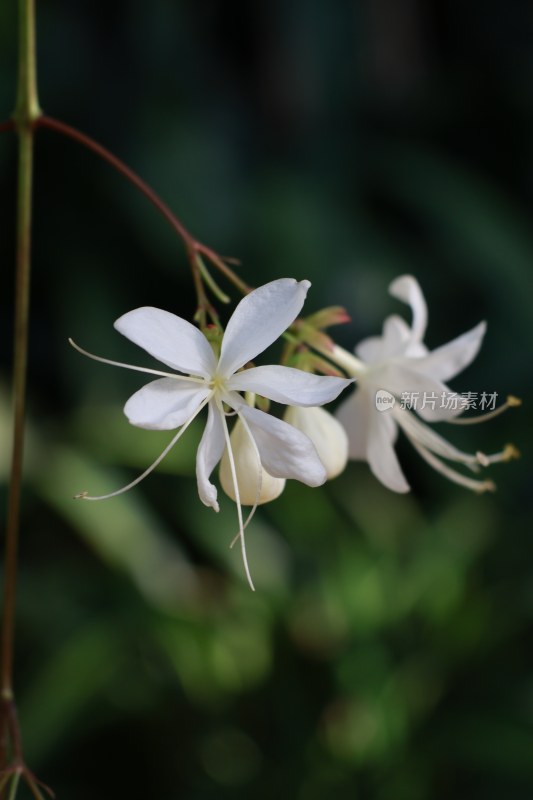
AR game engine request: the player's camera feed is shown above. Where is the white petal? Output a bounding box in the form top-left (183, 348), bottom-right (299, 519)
top-left (284, 406), bottom-right (348, 479)
top-left (236, 403), bottom-right (327, 487)
top-left (373, 364), bottom-right (463, 421)
top-left (218, 279), bottom-right (310, 376)
top-left (389, 275), bottom-right (428, 344)
top-left (196, 401), bottom-right (226, 511)
top-left (410, 322), bottom-right (486, 382)
top-left (228, 365), bottom-right (352, 406)
top-left (366, 409), bottom-right (410, 493)
top-left (114, 307), bottom-right (217, 378)
top-left (356, 315), bottom-right (413, 363)
top-left (124, 378), bottom-right (210, 430)
top-left (335, 388), bottom-right (370, 460)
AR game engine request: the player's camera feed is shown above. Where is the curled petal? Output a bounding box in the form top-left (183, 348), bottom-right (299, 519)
top-left (228, 365), bottom-right (352, 406)
top-left (411, 321), bottom-right (487, 383)
top-left (115, 307), bottom-right (217, 378)
top-left (389, 275), bottom-right (428, 345)
top-left (218, 279), bottom-right (310, 376)
top-left (196, 401), bottom-right (226, 511)
top-left (124, 378), bottom-right (210, 430)
top-left (237, 403), bottom-right (327, 487)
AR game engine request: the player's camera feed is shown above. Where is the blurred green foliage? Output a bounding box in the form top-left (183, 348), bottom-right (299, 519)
top-left (0, 1), bottom-right (532, 798)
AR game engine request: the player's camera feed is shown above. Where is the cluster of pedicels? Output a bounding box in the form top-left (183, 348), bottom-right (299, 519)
top-left (71, 274), bottom-right (518, 588)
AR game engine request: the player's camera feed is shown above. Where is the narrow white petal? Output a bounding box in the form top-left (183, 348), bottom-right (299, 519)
top-left (410, 321), bottom-right (487, 382)
top-left (196, 401), bottom-right (226, 511)
top-left (335, 388), bottom-right (370, 460)
top-left (124, 378), bottom-right (210, 430)
top-left (389, 275), bottom-right (428, 344)
top-left (237, 404), bottom-right (327, 487)
top-left (218, 279), bottom-right (310, 376)
top-left (366, 410), bottom-right (410, 493)
top-left (114, 307), bottom-right (217, 378)
top-left (228, 365), bottom-right (352, 406)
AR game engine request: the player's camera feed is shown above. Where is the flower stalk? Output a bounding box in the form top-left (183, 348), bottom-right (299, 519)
top-left (35, 115), bottom-right (252, 304)
top-left (0, 0), bottom-right (42, 790)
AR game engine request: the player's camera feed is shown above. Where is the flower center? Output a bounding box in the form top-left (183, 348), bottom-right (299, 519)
top-left (210, 373), bottom-right (227, 395)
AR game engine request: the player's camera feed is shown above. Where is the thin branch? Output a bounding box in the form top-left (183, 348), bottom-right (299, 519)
top-left (37, 115), bottom-right (195, 246)
top-left (35, 115), bottom-right (252, 296)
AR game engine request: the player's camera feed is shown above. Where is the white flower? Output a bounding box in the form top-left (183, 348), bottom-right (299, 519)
top-left (71, 278), bottom-right (353, 588)
top-left (333, 275), bottom-right (515, 493)
top-left (283, 406), bottom-right (348, 480)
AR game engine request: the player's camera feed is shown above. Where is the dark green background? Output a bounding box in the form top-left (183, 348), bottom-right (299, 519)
top-left (0, 2), bottom-right (531, 798)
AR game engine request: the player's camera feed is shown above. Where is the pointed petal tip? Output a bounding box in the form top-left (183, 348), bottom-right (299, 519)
top-left (113, 305), bottom-right (153, 329)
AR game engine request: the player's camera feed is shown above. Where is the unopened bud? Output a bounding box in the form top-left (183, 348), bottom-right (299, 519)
top-left (220, 420), bottom-right (286, 505)
top-left (284, 406), bottom-right (348, 480)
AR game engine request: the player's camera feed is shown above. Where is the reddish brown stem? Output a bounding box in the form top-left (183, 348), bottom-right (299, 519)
top-left (37, 115), bottom-right (195, 245)
top-left (35, 115), bottom-right (252, 294)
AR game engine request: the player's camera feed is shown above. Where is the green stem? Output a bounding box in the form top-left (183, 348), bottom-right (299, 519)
top-left (0, 0), bottom-right (41, 778)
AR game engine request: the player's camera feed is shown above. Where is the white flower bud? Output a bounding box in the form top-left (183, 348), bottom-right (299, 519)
top-left (220, 419), bottom-right (286, 505)
top-left (283, 405), bottom-right (348, 479)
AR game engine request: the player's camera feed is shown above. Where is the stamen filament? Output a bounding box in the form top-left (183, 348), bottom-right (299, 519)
top-left (7, 769), bottom-right (20, 800)
top-left (395, 407), bottom-right (482, 469)
top-left (68, 338), bottom-right (207, 384)
top-left (447, 395), bottom-right (522, 425)
top-left (229, 410), bottom-right (262, 548)
top-left (411, 440), bottom-right (496, 493)
top-left (220, 404), bottom-right (255, 591)
top-left (477, 443), bottom-right (520, 465)
top-left (75, 394), bottom-right (212, 500)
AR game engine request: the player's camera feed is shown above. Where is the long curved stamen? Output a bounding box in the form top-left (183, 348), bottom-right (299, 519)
top-left (219, 404), bottom-right (255, 591)
top-left (396, 407), bottom-right (515, 473)
top-left (447, 395), bottom-right (522, 425)
top-left (229, 410), bottom-right (263, 548)
top-left (410, 439), bottom-right (496, 493)
top-left (395, 407), bottom-right (483, 469)
top-left (68, 338), bottom-right (207, 384)
top-left (75, 394), bottom-right (212, 500)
